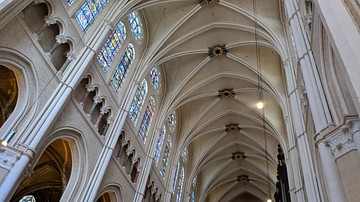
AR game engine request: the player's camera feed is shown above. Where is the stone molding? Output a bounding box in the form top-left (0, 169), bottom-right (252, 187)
top-left (0, 147), bottom-right (21, 170)
top-left (324, 120), bottom-right (360, 159)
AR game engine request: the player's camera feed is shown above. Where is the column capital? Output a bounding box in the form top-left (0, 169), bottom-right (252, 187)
top-left (323, 123), bottom-right (357, 159)
top-left (44, 15), bottom-right (56, 26)
top-left (93, 95), bottom-right (102, 103)
top-left (100, 106), bottom-right (109, 114)
top-left (55, 35), bottom-right (67, 44)
top-left (85, 83), bottom-right (95, 92)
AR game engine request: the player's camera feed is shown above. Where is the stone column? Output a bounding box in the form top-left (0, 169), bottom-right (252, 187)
top-left (87, 96), bottom-right (101, 117)
top-left (0, 17), bottom-right (112, 202)
top-left (314, 0), bottom-right (360, 113)
top-left (48, 34), bottom-right (66, 55)
top-left (133, 127), bottom-right (162, 202)
top-left (284, 0), bottom-right (332, 133)
top-left (60, 53), bottom-right (76, 73)
top-left (318, 141), bottom-right (347, 202)
top-left (349, 121), bottom-right (360, 156)
top-left (78, 79), bottom-right (138, 201)
top-left (101, 118), bottom-right (113, 136)
top-left (282, 58), bottom-right (323, 201)
top-left (80, 84), bottom-right (95, 106)
top-left (35, 15), bottom-right (55, 35)
top-left (94, 107), bottom-right (108, 129)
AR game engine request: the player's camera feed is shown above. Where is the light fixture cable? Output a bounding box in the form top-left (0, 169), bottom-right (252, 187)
top-left (253, 1), bottom-right (271, 200)
top-left (253, 0), bottom-right (264, 110)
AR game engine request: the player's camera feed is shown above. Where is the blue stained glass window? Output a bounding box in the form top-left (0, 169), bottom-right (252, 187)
top-left (138, 97), bottom-right (155, 142)
top-left (149, 67), bottom-right (159, 91)
top-left (168, 112), bottom-right (175, 126)
top-left (75, 0), bottom-right (108, 32)
top-left (193, 176), bottom-right (197, 187)
top-left (173, 161), bottom-right (180, 192)
top-left (181, 147), bottom-right (188, 162)
top-left (191, 191), bottom-right (195, 202)
top-left (176, 166), bottom-right (185, 202)
top-left (129, 12), bottom-right (142, 40)
top-left (19, 195), bottom-right (36, 202)
top-left (154, 125), bottom-right (166, 166)
top-left (67, 0), bottom-right (75, 6)
top-left (97, 22), bottom-right (126, 72)
top-left (160, 135), bottom-right (172, 178)
top-left (129, 79), bottom-right (148, 126)
top-left (111, 43), bottom-right (135, 92)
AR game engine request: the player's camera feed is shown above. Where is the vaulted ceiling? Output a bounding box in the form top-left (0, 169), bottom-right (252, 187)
top-left (135, 0), bottom-right (289, 201)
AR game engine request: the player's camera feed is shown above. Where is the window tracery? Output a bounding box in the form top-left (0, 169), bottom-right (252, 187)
top-left (97, 22), bottom-right (127, 73)
top-left (181, 147), bottom-right (188, 162)
top-left (67, 0), bottom-right (75, 6)
top-left (110, 43), bottom-right (135, 92)
top-left (176, 166), bottom-right (184, 202)
top-left (173, 161), bottom-right (180, 192)
top-left (154, 125), bottom-right (166, 166)
top-left (18, 195), bottom-right (36, 202)
top-left (129, 79), bottom-right (148, 126)
top-left (168, 112), bottom-right (176, 126)
top-left (75, 0), bottom-right (108, 31)
top-left (138, 97), bottom-right (155, 142)
top-left (149, 67), bottom-right (159, 91)
top-left (129, 12), bottom-right (142, 40)
top-left (160, 134), bottom-right (172, 178)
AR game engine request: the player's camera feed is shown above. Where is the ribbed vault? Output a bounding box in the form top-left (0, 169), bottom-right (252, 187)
top-left (136, 0), bottom-right (289, 201)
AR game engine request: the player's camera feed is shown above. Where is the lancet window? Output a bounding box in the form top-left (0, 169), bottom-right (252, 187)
top-left (110, 43), bottom-right (135, 92)
top-left (138, 97), bottom-right (155, 142)
top-left (97, 22), bottom-right (126, 73)
top-left (75, 0), bottom-right (108, 31)
top-left (154, 125), bottom-right (166, 166)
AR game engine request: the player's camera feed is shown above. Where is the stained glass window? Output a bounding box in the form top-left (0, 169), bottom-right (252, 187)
top-left (193, 176), bottom-right (197, 187)
top-left (191, 191), bottom-right (195, 202)
top-left (97, 22), bottom-right (126, 72)
top-left (67, 0), bottom-right (75, 6)
top-left (181, 147), bottom-right (188, 162)
top-left (168, 112), bottom-right (176, 126)
top-left (129, 12), bottom-right (142, 40)
top-left (173, 161), bottom-right (180, 192)
top-left (19, 195), bottom-right (36, 202)
top-left (111, 43), bottom-right (135, 92)
top-left (153, 125), bottom-right (166, 166)
top-left (75, 0), bottom-right (109, 32)
top-left (129, 79), bottom-right (148, 126)
top-left (160, 135), bottom-right (172, 178)
top-left (138, 97), bottom-right (155, 142)
top-left (149, 67), bottom-right (159, 91)
top-left (176, 166), bottom-right (184, 202)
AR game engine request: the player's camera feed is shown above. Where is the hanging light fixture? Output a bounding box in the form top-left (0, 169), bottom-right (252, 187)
top-left (257, 90), bottom-right (264, 109)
